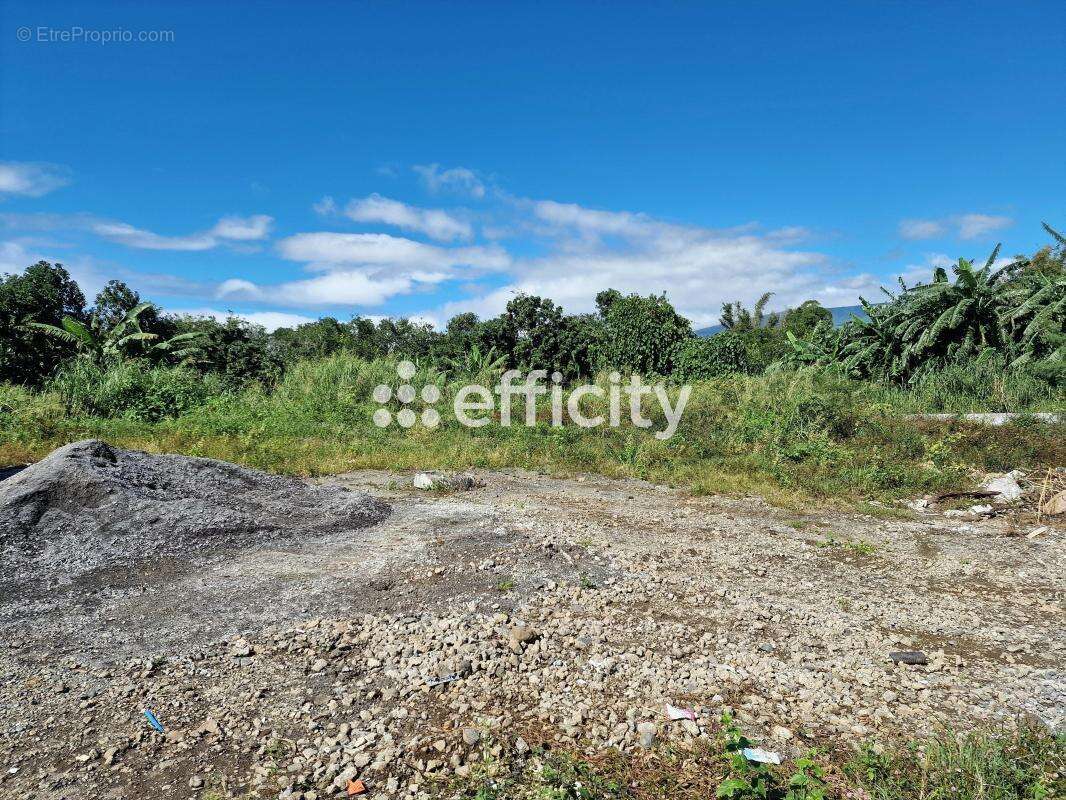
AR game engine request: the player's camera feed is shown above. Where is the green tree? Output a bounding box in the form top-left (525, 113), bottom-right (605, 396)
top-left (172, 315), bottom-right (281, 387)
top-left (372, 317), bottom-right (438, 359)
top-left (673, 331), bottom-right (754, 379)
top-left (901, 245), bottom-right (1021, 370)
top-left (600, 291), bottom-right (692, 375)
top-left (0, 261), bottom-right (87, 385)
top-left (556, 312), bottom-right (605, 380)
top-left (783, 300), bottom-right (833, 338)
top-left (498, 294), bottom-right (568, 372)
top-left (270, 317), bottom-right (359, 364)
top-left (440, 343), bottom-right (508, 383)
top-left (720, 292), bottom-right (780, 331)
top-left (93, 280), bottom-right (146, 330)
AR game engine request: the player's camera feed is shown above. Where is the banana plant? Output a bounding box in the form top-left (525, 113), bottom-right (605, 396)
top-left (26, 302), bottom-right (203, 366)
top-left (442, 344), bottom-right (508, 383)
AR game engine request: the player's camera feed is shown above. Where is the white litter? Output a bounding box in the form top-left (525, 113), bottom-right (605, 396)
top-left (982, 471), bottom-right (1024, 502)
top-left (742, 747), bottom-right (782, 765)
top-left (412, 473), bottom-right (436, 490)
top-left (665, 703), bottom-right (696, 721)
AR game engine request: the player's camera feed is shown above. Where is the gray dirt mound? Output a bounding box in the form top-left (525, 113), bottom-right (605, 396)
top-left (0, 440), bottom-right (390, 590)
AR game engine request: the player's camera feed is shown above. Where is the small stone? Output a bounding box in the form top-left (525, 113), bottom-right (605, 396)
top-left (462, 728), bottom-right (481, 746)
top-left (679, 719), bottom-right (700, 736)
top-left (509, 626), bottom-right (537, 645)
top-left (888, 651), bottom-right (929, 666)
top-left (636, 722), bottom-right (658, 748)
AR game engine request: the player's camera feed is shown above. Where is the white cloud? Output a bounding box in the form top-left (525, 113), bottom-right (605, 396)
top-left (404, 314), bottom-right (440, 330)
top-left (899, 218), bottom-right (946, 239)
top-left (93, 214), bottom-right (273, 251)
top-left (340, 194), bottom-right (472, 242)
top-left (428, 201), bottom-right (840, 324)
top-left (955, 213), bottom-right (1012, 240)
top-left (898, 213), bottom-right (1012, 241)
top-left (0, 162), bottom-right (70, 197)
top-left (413, 164), bottom-right (486, 198)
top-left (210, 215), bottom-right (273, 241)
top-left (532, 199), bottom-right (655, 238)
top-left (218, 269), bottom-right (413, 307)
top-left (168, 307), bottom-right (317, 332)
top-left (93, 222), bottom-right (217, 251)
top-left (0, 240), bottom-right (50, 275)
top-left (218, 231), bottom-right (512, 310)
top-left (313, 196), bottom-right (338, 216)
top-left (276, 232), bottom-right (508, 271)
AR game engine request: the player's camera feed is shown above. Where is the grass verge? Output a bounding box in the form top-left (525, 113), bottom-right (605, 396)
top-left (445, 719), bottom-right (1064, 800)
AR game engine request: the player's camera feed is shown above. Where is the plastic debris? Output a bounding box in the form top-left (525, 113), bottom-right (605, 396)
top-left (665, 704), bottom-right (696, 721)
top-left (742, 747), bottom-right (782, 765)
top-left (1028, 526), bottom-right (1049, 539)
top-left (888, 650), bottom-right (928, 665)
top-left (346, 778), bottom-right (368, 796)
top-left (969, 504), bottom-right (993, 515)
top-left (982, 471), bottom-right (1024, 502)
top-left (426, 672), bottom-right (460, 688)
top-left (143, 709), bottom-right (165, 733)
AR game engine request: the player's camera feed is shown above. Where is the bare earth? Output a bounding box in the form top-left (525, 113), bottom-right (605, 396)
top-left (1, 469), bottom-right (1063, 799)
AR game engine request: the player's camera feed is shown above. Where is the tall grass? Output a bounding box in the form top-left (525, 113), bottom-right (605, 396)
top-left (50, 359), bottom-right (221, 422)
top-left (1, 353), bottom-right (1061, 503)
top-left (890, 357), bottom-right (1061, 413)
top-left (848, 723), bottom-right (1064, 800)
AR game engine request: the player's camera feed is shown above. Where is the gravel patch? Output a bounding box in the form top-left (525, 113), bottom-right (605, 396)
top-left (0, 464), bottom-right (1062, 799)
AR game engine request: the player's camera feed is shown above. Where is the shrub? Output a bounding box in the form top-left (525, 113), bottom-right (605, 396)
top-left (674, 332), bottom-right (754, 379)
top-left (49, 359), bottom-right (216, 421)
top-left (600, 292), bottom-right (692, 376)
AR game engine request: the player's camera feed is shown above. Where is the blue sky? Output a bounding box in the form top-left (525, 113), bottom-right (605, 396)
top-left (1, 0), bottom-right (1063, 329)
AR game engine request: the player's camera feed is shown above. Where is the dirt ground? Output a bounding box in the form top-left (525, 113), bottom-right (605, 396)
top-left (1, 469), bottom-right (1062, 799)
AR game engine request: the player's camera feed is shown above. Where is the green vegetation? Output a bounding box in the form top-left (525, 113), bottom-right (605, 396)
top-left (2, 361), bottom-right (1061, 507)
top-left (778, 226), bottom-right (1065, 386)
top-left (0, 224), bottom-right (1063, 505)
top-left (817, 535), bottom-right (877, 555)
top-left (446, 718), bottom-right (1063, 800)
top-left (0, 234), bottom-right (1062, 796)
top-left (847, 723), bottom-right (1064, 800)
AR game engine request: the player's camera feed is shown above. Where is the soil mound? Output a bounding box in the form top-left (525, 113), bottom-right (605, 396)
top-left (0, 440), bottom-right (390, 588)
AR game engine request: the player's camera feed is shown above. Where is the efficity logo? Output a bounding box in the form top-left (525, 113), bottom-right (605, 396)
top-left (373, 361), bottom-right (691, 440)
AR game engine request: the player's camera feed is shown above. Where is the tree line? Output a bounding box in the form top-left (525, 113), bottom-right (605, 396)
top-left (1, 223), bottom-right (1062, 393)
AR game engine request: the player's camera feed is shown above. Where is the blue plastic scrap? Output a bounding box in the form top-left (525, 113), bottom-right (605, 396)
top-left (143, 709), bottom-right (165, 733)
